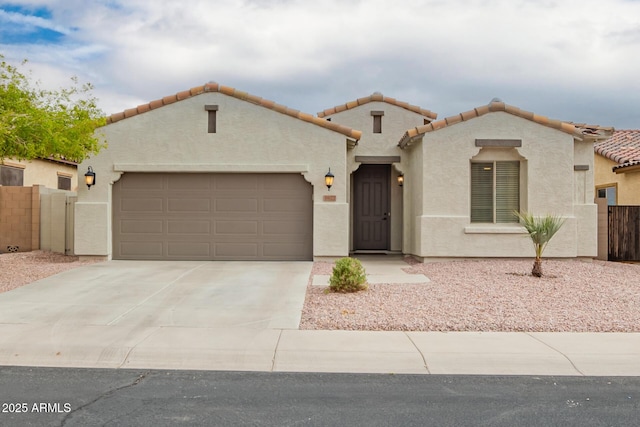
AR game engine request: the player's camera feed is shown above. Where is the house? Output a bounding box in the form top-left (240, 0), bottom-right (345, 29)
top-left (0, 157), bottom-right (78, 190)
top-left (594, 130), bottom-right (640, 205)
top-left (0, 157), bottom-right (78, 254)
top-left (73, 83), bottom-right (612, 261)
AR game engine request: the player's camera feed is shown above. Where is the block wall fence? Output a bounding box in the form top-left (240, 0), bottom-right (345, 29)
top-left (0, 186), bottom-right (40, 253)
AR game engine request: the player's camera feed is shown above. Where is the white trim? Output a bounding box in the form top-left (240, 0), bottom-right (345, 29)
top-left (113, 164), bottom-right (309, 173)
top-left (464, 225), bottom-right (527, 234)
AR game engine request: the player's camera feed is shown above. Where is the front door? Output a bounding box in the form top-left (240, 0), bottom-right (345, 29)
top-left (353, 164), bottom-right (390, 250)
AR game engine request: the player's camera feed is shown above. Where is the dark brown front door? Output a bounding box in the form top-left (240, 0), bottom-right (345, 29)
top-left (353, 164), bottom-right (390, 250)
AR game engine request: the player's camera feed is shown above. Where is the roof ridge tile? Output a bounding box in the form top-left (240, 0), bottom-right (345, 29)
top-left (176, 90), bottom-right (191, 100)
top-left (317, 94), bottom-right (437, 120)
top-left (397, 100), bottom-right (608, 147)
top-left (105, 82), bottom-right (361, 141)
top-left (190, 85), bottom-right (205, 95)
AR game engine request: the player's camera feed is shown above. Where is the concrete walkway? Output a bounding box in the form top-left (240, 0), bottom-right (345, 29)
top-left (1, 325), bottom-right (639, 375)
top-left (0, 258), bottom-right (639, 376)
top-left (313, 255), bottom-right (430, 285)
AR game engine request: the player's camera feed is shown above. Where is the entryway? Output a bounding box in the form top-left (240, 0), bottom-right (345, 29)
top-left (353, 164), bottom-right (391, 251)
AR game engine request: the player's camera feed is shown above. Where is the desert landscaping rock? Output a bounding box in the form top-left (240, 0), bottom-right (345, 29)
top-left (0, 250), bottom-right (100, 293)
top-left (301, 258), bottom-right (640, 332)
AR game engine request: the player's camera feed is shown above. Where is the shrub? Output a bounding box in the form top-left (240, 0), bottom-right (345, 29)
top-left (328, 257), bottom-right (368, 293)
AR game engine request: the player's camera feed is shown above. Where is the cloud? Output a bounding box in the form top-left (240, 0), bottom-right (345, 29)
top-left (1, 0), bottom-right (639, 127)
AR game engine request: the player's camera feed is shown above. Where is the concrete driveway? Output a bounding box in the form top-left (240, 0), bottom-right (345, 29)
top-left (0, 260), bottom-right (312, 330)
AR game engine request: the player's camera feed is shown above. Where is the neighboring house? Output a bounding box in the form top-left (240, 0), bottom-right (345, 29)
top-left (594, 130), bottom-right (640, 205)
top-left (0, 157), bottom-right (78, 254)
top-left (0, 157), bottom-right (78, 190)
top-left (74, 83), bottom-right (612, 261)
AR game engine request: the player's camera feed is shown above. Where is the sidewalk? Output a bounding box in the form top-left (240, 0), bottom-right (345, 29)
top-left (1, 324), bottom-right (639, 375)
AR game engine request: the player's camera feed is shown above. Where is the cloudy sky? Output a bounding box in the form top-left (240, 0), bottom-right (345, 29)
top-left (1, 0), bottom-right (639, 129)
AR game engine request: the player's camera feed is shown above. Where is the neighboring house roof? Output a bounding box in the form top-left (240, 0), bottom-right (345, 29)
top-left (317, 92), bottom-right (438, 120)
top-left (106, 82), bottom-right (362, 141)
top-left (44, 156), bottom-right (78, 166)
top-left (1, 157), bottom-right (77, 167)
top-left (594, 130), bottom-right (640, 173)
top-left (398, 99), bottom-right (613, 148)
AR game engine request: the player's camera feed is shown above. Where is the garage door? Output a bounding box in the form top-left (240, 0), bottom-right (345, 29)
top-left (112, 173), bottom-right (313, 260)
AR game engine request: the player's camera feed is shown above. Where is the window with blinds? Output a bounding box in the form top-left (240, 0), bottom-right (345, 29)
top-left (471, 161), bottom-right (519, 223)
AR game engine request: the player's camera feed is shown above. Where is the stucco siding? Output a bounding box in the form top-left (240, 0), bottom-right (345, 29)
top-left (573, 141), bottom-right (597, 256)
top-left (406, 112), bottom-right (586, 258)
top-left (76, 92), bottom-right (351, 259)
top-left (402, 143), bottom-right (424, 255)
top-left (314, 203), bottom-right (349, 257)
top-left (327, 101), bottom-right (427, 156)
top-left (594, 154), bottom-right (640, 205)
top-left (575, 204), bottom-right (597, 256)
top-left (74, 202), bottom-right (109, 255)
top-left (3, 158), bottom-right (77, 190)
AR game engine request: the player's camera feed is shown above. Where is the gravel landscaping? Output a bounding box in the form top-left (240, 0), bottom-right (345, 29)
top-left (300, 258), bottom-right (640, 332)
top-left (0, 250), bottom-right (101, 293)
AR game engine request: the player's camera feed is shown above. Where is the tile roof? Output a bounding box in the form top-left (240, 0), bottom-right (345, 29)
top-left (317, 92), bottom-right (437, 120)
top-left (44, 156), bottom-right (77, 166)
top-left (594, 130), bottom-right (640, 172)
top-left (398, 99), bottom-right (612, 148)
top-left (105, 82), bottom-right (362, 141)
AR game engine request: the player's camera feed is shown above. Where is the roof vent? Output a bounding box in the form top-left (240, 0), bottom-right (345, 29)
top-left (489, 97), bottom-right (503, 103)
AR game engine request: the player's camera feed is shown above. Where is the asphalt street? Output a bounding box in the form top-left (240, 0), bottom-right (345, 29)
top-left (1, 367), bottom-right (638, 426)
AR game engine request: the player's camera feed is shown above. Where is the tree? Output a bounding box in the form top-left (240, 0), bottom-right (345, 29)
top-left (515, 212), bottom-right (566, 277)
top-left (0, 55), bottom-right (106, 163)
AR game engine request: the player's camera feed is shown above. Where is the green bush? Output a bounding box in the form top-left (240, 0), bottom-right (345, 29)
top-left (329, 257), bottom-right (368, 293)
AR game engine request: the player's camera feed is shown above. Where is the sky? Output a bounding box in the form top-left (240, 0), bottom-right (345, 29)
top-left (1, 0), bottom-right (639, 129)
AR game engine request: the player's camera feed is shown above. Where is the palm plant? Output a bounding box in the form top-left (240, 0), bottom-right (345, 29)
top-left (515, 212), bottom-right (566, 277)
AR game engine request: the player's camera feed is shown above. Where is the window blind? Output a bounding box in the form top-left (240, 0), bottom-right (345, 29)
top-left (471, 163), bottom-right (494, 222)
top-left (471, 161), bottom-right (520, 223)
top-left (496, 161), bottom-right (520, 223)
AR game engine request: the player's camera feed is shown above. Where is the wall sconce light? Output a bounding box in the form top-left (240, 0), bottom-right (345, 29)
top-left (397, 174), bottom-right (404, 187)
top-left (324, 168), bottom-right (334, 191)
top-left (84, 166), bottom-right (96, 189)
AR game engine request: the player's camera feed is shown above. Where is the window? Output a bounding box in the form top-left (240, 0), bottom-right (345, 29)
top-left (58, 175), bottom-right (71, 190)
top-left (597, 186), bottom-right (616, 206)
top-left (205, 105), bottom-right (218, 133)
top-left (373, 116), bottom-right (382, 133)
top-left (0, 165), bottom-right (24, 186)
top-left (371, 111), bottom-right (384, 133)
top-left (471, 161), bottom-right (520, 223)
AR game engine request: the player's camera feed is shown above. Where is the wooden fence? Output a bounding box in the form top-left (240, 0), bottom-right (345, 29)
top-left (608, 205), bottom-right (640, 262)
